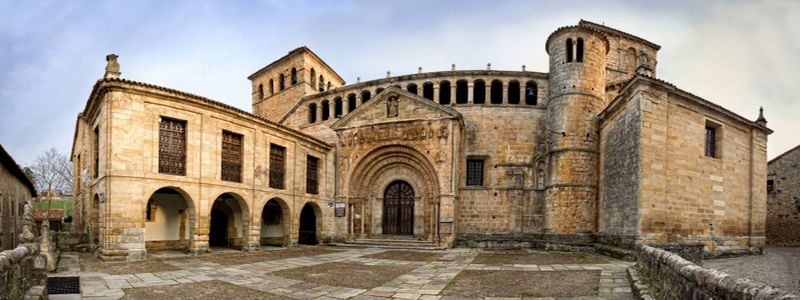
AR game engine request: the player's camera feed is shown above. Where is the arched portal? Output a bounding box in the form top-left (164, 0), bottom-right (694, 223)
top-left (383, 181), bottom-right (415, 235)
top-left (209, 193), bottom-right (248, 249)
top-left (144, 187), bottom-right (194, 251)
top-left (298, 203), bottom-right (319, 245)
top-left (260, 198), bottom-right (290, 246)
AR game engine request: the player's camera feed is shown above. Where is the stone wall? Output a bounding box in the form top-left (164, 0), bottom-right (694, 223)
top-left (0, 148), bottom-right (36, 251)
top-left (766, 145), bottom-right (800, 245)
top-left (635, 245), bottom-right (795, 299)
top-left (0, 245), bottom-right (47, 300)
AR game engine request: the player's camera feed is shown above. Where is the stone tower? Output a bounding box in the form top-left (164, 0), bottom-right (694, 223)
top-left (544, 26), bottom-right (609, 237)
top-left (248, 47), bottom-right (345, 122)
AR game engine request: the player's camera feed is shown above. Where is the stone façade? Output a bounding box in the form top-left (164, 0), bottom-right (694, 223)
top-left (766, 145), bottom-right (800, 246)
top-left (71, 20), bottom-right (772, 261)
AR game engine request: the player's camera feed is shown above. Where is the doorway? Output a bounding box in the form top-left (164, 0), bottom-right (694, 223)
top-left (298, 203), bottom-right (318, 245)
top-left (383, 181), bottom-right (414, 235)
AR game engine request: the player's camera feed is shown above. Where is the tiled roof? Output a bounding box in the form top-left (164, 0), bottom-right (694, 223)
top-left (769, 144), bottom-right (800, 165)
top-left (247, 46), bottom-right (346, 84)
top-left (33, 209), bottom-right (64, 221)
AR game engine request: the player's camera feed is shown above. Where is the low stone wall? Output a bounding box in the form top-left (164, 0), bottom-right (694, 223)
top-left (0, 244), bottom-right (47, 300)
top-left (635, 245), bottom-right (797, 299)
top-left (455, 233), bottom-right (595, 251)
top-left (55, 231), bottom-right (90, 251)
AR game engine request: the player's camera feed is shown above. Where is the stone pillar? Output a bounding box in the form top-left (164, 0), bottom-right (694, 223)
top-left (416, 84), bottom-right (422, 97)
top-left (343, 98), bottom-right (350, 114)
top-left (485, 85), bottom-right (491, 104)
top-left (520, 84), bottom-right (526, 104)
top-left (468, 84), bottom-right (474, 104)
top-left (450, 83), bottom-right (457, 105)
top-left (316, 103), bottom-right (323, 122)
top-left (502, 82), bottom-right (508, 104)
top-left (433, 85), bottom-right (440, 103)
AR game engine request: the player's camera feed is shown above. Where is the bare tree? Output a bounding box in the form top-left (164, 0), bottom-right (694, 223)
top-left (30, 148), bottom-right (73, 208)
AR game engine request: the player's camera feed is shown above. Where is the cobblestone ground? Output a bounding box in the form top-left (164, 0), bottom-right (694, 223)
top-left (704, 247), bottom-right (800, 295)
top-left (49, 247), bottom-right (634, 300)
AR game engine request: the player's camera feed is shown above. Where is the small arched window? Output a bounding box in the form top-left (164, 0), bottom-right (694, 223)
top-left (525, 81), bottom-right (537, 105)
top-left (257, 83), bottom-right (264, 100)
top-left (407, 83), bottom-right (418, 94)
top-left (279, 74), bottom-right (286, 90)
top-left (375, 88), bottom-right (384, 95)
top-left (308, 103), bottom-right (317, 123)
top-left (334, 97), bottom-right (343, 118)
top-left (309, 68), bottom-right (316, 88)
top-left (347, 93), bottom-right (357, 111)
top-left (422, 82), bottom-right (434, 100)
top-left (439, 81), bottom-right (451, 105)
top-left (361, 90), bottom-right (371, 103)
top-left (327, 81), bottom-right (332, 91)
top-left (566, 38), bottom-right (574, 63)
top-left (473, 80), bottom-right (486, 104)
top-left (455, 80), bottom-right (468, 104)
top-left (508, 80), bottom-right (520, 104)
top-left (490, 80), bottom-right (503, 104)
top-left (291, 68), bottom-right (297, 85)
top-left (318, 75), bottom-right (324, 92)
top-left (269, 79), bottom-right (274, 95)
top-left (321, 100), bottom-right (330, 121)
top-left (576, 38), bottom-right (584, 62)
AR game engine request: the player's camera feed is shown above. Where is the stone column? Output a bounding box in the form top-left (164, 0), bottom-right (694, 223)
top-left (433, 85), bottom-right (440, 103)
top-left (416, 84), bottom-right (422, 97)
top-left (343, 98), bottom-right (350, 114)
top-left (450, 83), bottom-right (457, 105)
top-left (502, 82), bottom-right (508, 104)
top-left (485, 84), bottom-right (491, 104)
top-left (468, 84), bottom-right (474, 104)
top-left (316, 103), bottom-right (323, 122)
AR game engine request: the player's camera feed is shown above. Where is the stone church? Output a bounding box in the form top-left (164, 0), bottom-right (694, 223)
top-left (70, 20), bottom-right (771, 261)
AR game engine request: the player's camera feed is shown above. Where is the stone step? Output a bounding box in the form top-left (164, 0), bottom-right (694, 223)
top-left (336, 238), bottom-right (445, 250)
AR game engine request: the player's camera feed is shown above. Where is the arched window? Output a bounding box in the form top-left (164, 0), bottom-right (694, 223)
top-left (490, 80), bottom-right (503, 104)
top-left (536, 161), bottom-right (546, 189)
top-left (407, 83), bottom-right (418, 94)
top-left (361, 90), bottom-right (371, 103)
top-left (321, 100), bottom-right (330, 121)
top-left (347, 93), bottom-right (357, 111)
top-left (525, 81), bottom-right (537, 105)
top-left (310, 68), bottom-right (316, 88)
top-left (576, 38), bottom-right (584, 62)
top-left (327, 81), bottom-right (331, 91)
top-left (291, 68), bottom-right (297, 85)
top-left (257, 83), bottom-right (264, 100)
top-left (308, 103), bottom-right (317, 123)
top-left (318, 75), bottom-right (324, 92)
top-left (269, 79), bottom-right (274, 95)
top-left (279, 74), bottom-right (285, 90)
top-left (456, 80), bottom-right (468, 104)
top-left (334, 97), bottom-right (343, 118)
top-left (566, 38), bottom-right (574, 63)
top-left (473, 80), bottom-right (486, 104)
top-left (624, 48), bottom-right (637, 73)
top-left (422, 82), bottom-right (434, 100)
top-left (508, 80), bottom-right (520, 104)
top-left (439, 81), bottom-right (451, 105)
top-left (376, 88), bottom-right (384, 95)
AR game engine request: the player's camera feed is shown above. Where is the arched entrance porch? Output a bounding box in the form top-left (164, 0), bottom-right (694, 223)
top-left (260, 198), bottom-right (290, 246)
top-left (298, 202), bottom-right (321, 245)
top-left (209, 193), bottom-right (249, 249)
top-left (143, 187), bottom-right (195, 251)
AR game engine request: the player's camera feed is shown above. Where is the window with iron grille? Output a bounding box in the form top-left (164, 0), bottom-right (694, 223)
top-left (466, 159), bottom-right (484, 186)
top-left (158, 117), bottom-right (186, 175)
top-left (705, 125), bottom-right (717, 158)
top-left (221, 130), bottom-right (243, 182)
top-left (306, 155), bottom-right (319, 194)
top-left (269, 144), bottom-right (286, 189)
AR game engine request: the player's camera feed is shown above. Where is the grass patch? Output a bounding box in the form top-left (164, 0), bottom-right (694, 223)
top-left (272, 262), bottom-right (414, 289)
top-left (443, 270), bottom-right (600, 298)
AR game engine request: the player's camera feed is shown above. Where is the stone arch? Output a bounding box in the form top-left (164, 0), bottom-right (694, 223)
top-left (299, 201), bottom-right (322, 245)
top-left (361, 90), bottom-right (371, 103)
top-left (260, 197), bottom-right (290, 246)
top-left (143, 187), bottom-right (196, 251)
top-left (321, 100), bottom-right (330, 121)
top-left (508, 80), bottom-right (521, 104)
top-left (209, 192), bottom-right (250, 249)
top-left (406, 83), bottom-right (418, 94)
top-left (473, 79), bottom-right (486, 104)
top-left (347, 93), bottom-right (357, 111)
top-left (439, 80), bottom-right (451, 105)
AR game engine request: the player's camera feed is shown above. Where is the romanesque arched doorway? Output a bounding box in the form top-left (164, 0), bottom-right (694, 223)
top-left (144, 187), bottom-right (193, 251)
top-left (209, 193), bottom-right (248, 249)
top-left (260, 198), bottom-right (290, 246)
top-left (298, 203), bottom-right (318, 245)
top-left (383, 181), bottom-right (414, 235)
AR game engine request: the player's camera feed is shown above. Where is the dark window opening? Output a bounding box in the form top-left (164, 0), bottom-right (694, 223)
top-left (767, 179), bottom-right (775, 193)
top-left (158, 117), bottom-right (186, 176)
top-left (146, 198), bottom-right (155, 221)
top-left (269, 79), bottom-right (274, 95)
top-left (456, 80), bottom-right (468, 104)
top-left (406, 84), bottom-right (418, 94)
top-left (309, 68), bottom-right (316, 88)
top-left (327, 82), bottom-right (331, 91)
top-left (321, 100), bottom-right (330, 121)
top-left (439, 81), bottom-right (451, 105)
top-left (566, 38), bottom-right (574, 63)
top-left (525, 81), bottom-right (538, 105)
top-left (347, 93), bottom-right (357, 111)
top-left (318, 75), bottom-right (324, 92)
top-left (508, 81), bottom-right (520, 104)
top-left (290, 68), bottom-right (297, 85)
top-left (490, 80), bottom-right (503, 104)
top-left (279, 74), bottom-right (285, 90)
top-left (361, 91), bottom-right (371, 103)
top-left (576, 38), bottom-right (584, 62)
top-left (334, 97), bottom-right (343, 118)
top-left (221, 130), bottom-right (243, 182)
top-left (308, 103), bottom-right (317, 123)
top-left (376, 88), bottom-right (384, 95)
top-left (269, 144), bottom-right (286, 189)
top-left (466, 159), bottom-right (484, 186)
top-left (705, 126), bottom-right (717, 158)
top-left (473, 80), bottom-right (486, 104)
top-left (257, 84), bottom-right (264, 99)
top-left (423, 82), bottom-right (434, 100)
top-left (306, 155), bottom-right (319, 195)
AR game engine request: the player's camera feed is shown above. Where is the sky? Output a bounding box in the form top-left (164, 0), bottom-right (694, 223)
top-left (1, 0), bottom-right (799, 166)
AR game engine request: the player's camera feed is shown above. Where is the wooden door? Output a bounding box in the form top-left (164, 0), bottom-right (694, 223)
top-left (383, 181), bottom-right (414, 235)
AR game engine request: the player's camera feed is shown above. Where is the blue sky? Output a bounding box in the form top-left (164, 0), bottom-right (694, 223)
top-left (1, 0), bottom-right (799, 165)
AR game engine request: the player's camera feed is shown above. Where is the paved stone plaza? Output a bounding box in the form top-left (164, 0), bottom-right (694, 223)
top-left (49, 247), bottom-right (634, 299)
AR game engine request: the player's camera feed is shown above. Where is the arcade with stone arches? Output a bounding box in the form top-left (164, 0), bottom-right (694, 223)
top-left (345, 145), bottom-right (442, 240)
